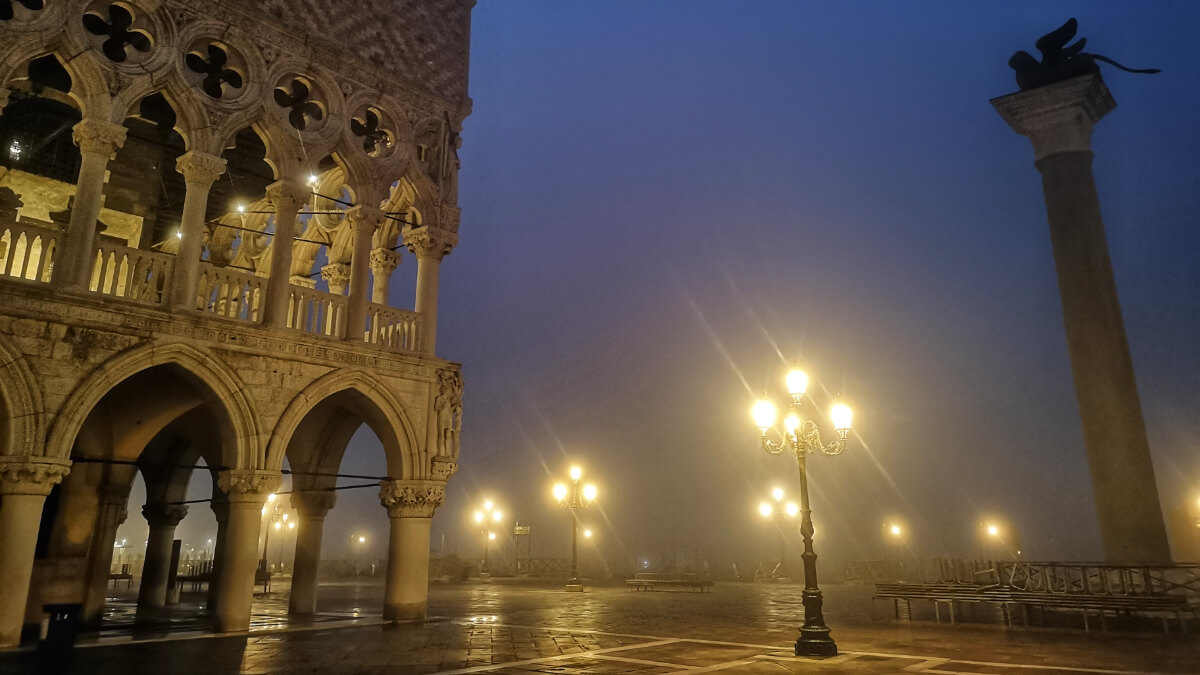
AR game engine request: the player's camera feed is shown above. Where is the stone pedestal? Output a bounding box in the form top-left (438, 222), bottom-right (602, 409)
top-left (213, 470), bottom-right (280, 632)
top-left (0, 458), bottom-right (70, 648)
top-left (137, 503), bottom-right (188, 608)
top-left (379, 481), bottom-right (444, 621)
top-left (288, 490), bottom-right (336, 615)
top-left (993, 73), bottom-right (1172, 562)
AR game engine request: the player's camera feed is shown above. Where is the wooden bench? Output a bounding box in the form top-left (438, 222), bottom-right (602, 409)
top-left (625, 572), bottom-right (714, 593)
top-left (108, 563), bottom-right (133, 589)
top-left (875, 582), bottom-right (1194, 633)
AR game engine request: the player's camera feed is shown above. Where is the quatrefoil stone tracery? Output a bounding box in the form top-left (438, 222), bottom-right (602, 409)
top-left (82, 4), bottom-right (152, 63)
top-left (273, 78), bottom-right (324, 131)
top-left (350, 108), bottom-right (393, 155)
top-left (185, 44), bottom-right (243, 100)
top-left (0, 0), bottom-right (44, 21)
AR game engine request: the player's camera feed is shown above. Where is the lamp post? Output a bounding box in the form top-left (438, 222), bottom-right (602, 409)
top-left (260, 493), bottom-right (281, 573)
top-left (759, 490), bottom-right (799, 579)
top-left (553, 466), bottom-right (597, 592)
top-left (474, 500), bottom-right (502, 577)
top-left (751, 367), bottom-right (853, 657)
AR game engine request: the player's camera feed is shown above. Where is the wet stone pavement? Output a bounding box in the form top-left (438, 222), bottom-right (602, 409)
top-left (0, 579), bottom-right (1196, 674)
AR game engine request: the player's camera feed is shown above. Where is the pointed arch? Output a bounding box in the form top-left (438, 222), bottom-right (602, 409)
top-left (266, 369), bottom-right (418, 479)
top-left (45, 342), bottom-right (261, 468)
top-left (0, 333), bottom-right (45, 457)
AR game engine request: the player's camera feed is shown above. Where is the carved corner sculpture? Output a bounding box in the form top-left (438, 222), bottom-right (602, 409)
top-left (1008, 18), bottom-right (1160, 91)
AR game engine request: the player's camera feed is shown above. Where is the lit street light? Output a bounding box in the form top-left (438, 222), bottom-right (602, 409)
top-left (553, 465), bottom-right (597, 592)
top-left (752, 366), bottom-right (853, 657)
top-left (758, 489), bottom-right (799, 579)
top-left (474, 499), bottom-right (503, 576)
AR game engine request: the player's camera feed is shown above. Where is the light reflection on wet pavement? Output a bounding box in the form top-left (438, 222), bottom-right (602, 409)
top-left (0, 579), bottom-right (1196, 674)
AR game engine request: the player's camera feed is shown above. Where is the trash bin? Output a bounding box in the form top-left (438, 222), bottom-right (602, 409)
top-left (36, 603), bottom-right (80, 671)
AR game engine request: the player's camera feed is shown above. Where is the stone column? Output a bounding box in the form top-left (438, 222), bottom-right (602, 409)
top-left (345, 206), bottom-right (384, 342)
top-left (170, 151), bottom-right (227, 309)
top-left (993, 73), bottom-right (1172, 563)
top-left (369, 248), bottom-right (401, 304)
top-left (261, 181), bottom-right (309, 329)
top-left (213, 470), bottom-right (280, 632)
top-left (207, 493), bottom-right (229, 612)
top-left (287, 490), bottom-right (336, 615)
top-left (379, 481), bottom-right (444, 621)
top-left (0, 458), bottom-right (70, 648)
top-left (81, 485), bottom-right (129, 628)
top-left (56, 119), bottom-right (127, 289)
top-left (320, 263), bottom-right (350, 295)
top-left (137, 503), bottom-right (188, 608)
top-left (402, 227), bottom-right (457, 354)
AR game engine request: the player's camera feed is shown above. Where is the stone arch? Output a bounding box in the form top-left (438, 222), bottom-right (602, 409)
top-left (111, 72), bottom-right (213, 153)
top-left (45, 341), bottom-right (261, 469)
top-left (265, 369), bottom-right (418, 480)
top-left (0, 46), bottom-right (111, 119)
top-left (0, 333), bottom-right (44, 457)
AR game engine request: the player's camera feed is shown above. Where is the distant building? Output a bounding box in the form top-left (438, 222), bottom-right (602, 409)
top-left (0, 0), bottom-right (472, 645)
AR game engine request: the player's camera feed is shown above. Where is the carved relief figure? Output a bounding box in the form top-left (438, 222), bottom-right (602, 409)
top-left (434, 369), bottom-right (463, 457)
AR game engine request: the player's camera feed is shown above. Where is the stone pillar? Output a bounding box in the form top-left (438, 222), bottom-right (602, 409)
top-left (320, 263), bottom-right (350, 295)
top-left (0, 458), bottom-right (70, 648)
top-left (261, 181), bottom-right (309, 329)
top-left (213, 470), bottom-right (280, 632)
top-left (379, 481), bottom-right (444, 621)
top-left (137, 503), bottom-right (188, 609)
top-left (56, 119), bottom-right (126, 289)
top-left (81, 485), bottom-right (129, 628)
top-left (207, 493), bottom-right (229, 612)
top-left (402, 227), bottom-right (457, 354)
top-left (369, 248), bottom-right (401, 304)
top-left (345, 206), bottom-right (384, 342)
top-left (287, 490), bottom-right (336, 615)
top-left (171, 151), bottom-right (227, 309)
top-left (993, 73), bottom-right (1172, 563)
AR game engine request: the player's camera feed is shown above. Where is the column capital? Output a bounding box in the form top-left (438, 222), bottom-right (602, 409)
top-left (403, 226), bottom-right (457, 260)
top-left (379, 480), bottom-right (445, 519)
top-left (0, 457), bottom-right (70, 496)
top-left (176, 151), bottom-right (227, 186)
top-left (320, 262), bottom-right (351, 289)
top-left (991, 73), bottom-right (1115, 162)
top-left (142, 503), bottom-right (188, 528)
top-left (217, 470), bottom-right (282, 504)
top-left (369, 248), bottom-right (401, 275)
top-left (265, 180), bottom-right (310, 212)
top-left (290, 490), bottom-right (337, 518)
top-left (72, 119), bottom-right (127, 158)
top-left (346, 205), bottom-right (385, 232)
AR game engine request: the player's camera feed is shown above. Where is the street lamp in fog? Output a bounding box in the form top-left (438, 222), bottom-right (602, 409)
top-left (474, 499), bottom-right (503, 576)
top-left (759, 491), bottom-right (799, 578)
top-left (751, 367), bottom-right (853, 657)
top-left (553, 465), bottom-right (597, 592)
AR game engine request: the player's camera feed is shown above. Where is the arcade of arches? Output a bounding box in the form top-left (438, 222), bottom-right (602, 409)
top-left (0, 0), bottom-right (473, 648)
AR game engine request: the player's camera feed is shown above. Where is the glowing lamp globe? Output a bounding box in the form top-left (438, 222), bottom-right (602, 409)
top-left (785, 502), bottom-right (799, 517)
top-left (569, 466), bottom-right (582, 481)
top-left (583, 484), bottom-right (597, 501)
top-left (786, 369), bottom-right (809, 397)
top-left (759, 502), bottom-right (772, 518)
top-left (553, 483), bottom-right (568, 502)
top-left (831, 402), bottom-right (853, 433)
top-left (752, 400), bottom-right (777, 431)
top-left (772, 487), bottom-right (784, 502)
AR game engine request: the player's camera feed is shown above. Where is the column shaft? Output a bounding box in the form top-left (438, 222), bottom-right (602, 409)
top-left (81, 490), bottom-right (128, 627)
top-left (138, 524), bottom-right (179, 608)
top-left (345, 207), bottom-right (381, 342)
top-left (0, 494), bottom-right (49, 647)
top-left (262, 182), bottom-right (307, 329)
top-left (288, 514), bottom-right (326, 615)
top-left (207, 499), bottom-right (230, 612)
top-left (384, 517), bottom-right (433, 620)
top-left (171, 152), bottom-right (226, 309)
top-left (414, 255), bottom-right (440, 352)
top-left (213, 501), bottom-right (262, 631)
top-left (57, 120), bottom-right (127, 289)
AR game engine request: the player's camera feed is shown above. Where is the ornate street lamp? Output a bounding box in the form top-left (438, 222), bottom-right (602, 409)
top-left (474, 499), bottom-right (503, 576)
top-left (758, 489), bottom-right (798, 579)
top-left (752, 367), bottom-right (853, 657)
top-left (553, 466), bottom-right (597, 592)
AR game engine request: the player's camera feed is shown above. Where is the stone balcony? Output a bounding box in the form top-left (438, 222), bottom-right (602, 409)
top-left (0, 216), bottom-right (425, 363)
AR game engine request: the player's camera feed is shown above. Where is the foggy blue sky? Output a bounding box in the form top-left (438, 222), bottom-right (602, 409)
top-left (130, 1), bottom-right (1200, 571)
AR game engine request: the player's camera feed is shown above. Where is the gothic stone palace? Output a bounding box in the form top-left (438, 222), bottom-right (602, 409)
top-left (0, 0), bottom-right (472, 645)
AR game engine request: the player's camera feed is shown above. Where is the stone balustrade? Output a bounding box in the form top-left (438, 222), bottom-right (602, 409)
top-left (197, 262), bottom-right (264, 322)
top-left (287, 286), bottom-right (348, 339)
top-left (366, 302), bottom-right (423, 353)
top-left (89, 242), bottom-right (175, 305)
top-left (0, 220), bottom-right (58, 283)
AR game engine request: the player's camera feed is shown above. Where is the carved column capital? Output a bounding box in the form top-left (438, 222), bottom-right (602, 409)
top-left (265, 180), bottom-right (310, 213)
top-left (0, 457), bottom-right (71, 496)
top-left (72, 119), bottom-right (127, 158)
top-left (217, 470), bottom-right (282, 504)
top-left (290, 490), bottom-right (337, 519)
top-left (991, 73), bottom-right (1114, 162)
top-left (369, 248), bottom-right (400, 275)
top-left (142, 503), bottom-right (189, 528)
top-left (345, 205), bottom-right (385, 233)
top-left (176, 151), bottom-right (228, 186)
top-left (320, 262), bottom-right (351, 290)
top-left (403, 226), bottom-right (457, 260)
top-left (379, 480), bottom-right (445, 519)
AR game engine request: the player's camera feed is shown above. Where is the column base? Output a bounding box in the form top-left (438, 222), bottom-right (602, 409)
top-left (383, 601), bottom-right (427, 621)
top-left (794, 629), bottom-right (837, 657)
